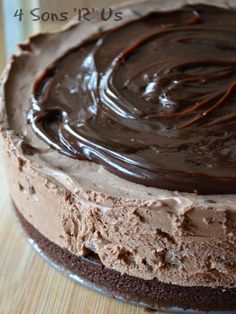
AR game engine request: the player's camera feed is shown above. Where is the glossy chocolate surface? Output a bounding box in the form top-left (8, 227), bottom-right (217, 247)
top-left (28, 5), bottom-right (236, 194)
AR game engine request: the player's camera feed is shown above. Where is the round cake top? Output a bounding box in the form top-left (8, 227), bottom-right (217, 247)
top-left (28, 4), bottom-right (236, 194)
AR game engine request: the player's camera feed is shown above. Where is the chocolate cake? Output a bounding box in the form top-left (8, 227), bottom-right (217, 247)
top-left (0, 0), bottom-right (236, 312)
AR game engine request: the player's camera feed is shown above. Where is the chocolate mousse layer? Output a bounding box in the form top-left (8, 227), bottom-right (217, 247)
top-left (28, 4), bottom-right (236, 194)
top-left (0, 0), bottom-right (236, 308)
top-left (15, 204), bottom-right (236, 312)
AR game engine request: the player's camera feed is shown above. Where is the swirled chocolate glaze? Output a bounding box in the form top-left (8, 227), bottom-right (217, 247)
top-left (28, 5), bottom-right (236, 194)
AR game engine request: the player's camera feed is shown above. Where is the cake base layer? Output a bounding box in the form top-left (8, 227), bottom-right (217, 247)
top-left (14, 204), bottom-right (236, 313)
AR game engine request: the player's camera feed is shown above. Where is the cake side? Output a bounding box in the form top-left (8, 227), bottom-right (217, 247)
top-left (1, 102), bottom-right (236, 289)
top-left (15, 204), bottom-right (236, 312)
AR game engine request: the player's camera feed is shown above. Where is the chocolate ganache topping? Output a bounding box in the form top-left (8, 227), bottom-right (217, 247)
top-left (28, 5), bottom-right (236, 194)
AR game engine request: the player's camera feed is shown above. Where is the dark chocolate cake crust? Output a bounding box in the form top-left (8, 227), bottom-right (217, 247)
top-left (14, 204), bottom-right (236, 313)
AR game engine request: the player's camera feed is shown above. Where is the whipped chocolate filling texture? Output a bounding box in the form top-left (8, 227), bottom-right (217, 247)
top-left (28, 5), bottom-right (236, 194)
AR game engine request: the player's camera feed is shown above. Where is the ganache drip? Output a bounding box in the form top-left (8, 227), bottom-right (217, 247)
top-left (28, 5), bottom-right (236, 194)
